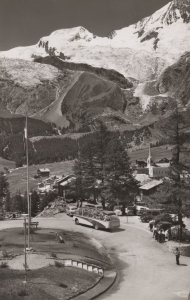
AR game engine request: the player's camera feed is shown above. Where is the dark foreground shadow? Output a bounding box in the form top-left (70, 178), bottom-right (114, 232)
top-left (179, 263), bottom-right (188, 266)
top-left (111, 228), bottom-right (125, 233)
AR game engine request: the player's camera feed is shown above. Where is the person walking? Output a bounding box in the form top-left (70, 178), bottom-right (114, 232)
top-left (149, 220), bottom-right (154, 232)
top-left (174, 247), bottom-right (181, 265)
top-left (153, 226), bottom-right (157, 239)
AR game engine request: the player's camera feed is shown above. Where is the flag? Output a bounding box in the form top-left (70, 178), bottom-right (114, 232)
top-left (23, 116), bottom-right (28, 151)
top-left (24, 127), bottom-right (27, 139)
top-left (24, 115), bottom-right (28, 139)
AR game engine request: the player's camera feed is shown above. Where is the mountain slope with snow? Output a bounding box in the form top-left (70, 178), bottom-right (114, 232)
top-left (1, 1), bottom-right (190, 80)
top-left (112, 0), bottom-right (190, 61)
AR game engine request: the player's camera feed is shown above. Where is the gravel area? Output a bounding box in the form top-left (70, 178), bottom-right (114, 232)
top-left (6, 253), bottom-right (53, 270)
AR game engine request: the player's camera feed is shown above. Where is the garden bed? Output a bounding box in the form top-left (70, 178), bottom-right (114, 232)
top-left (0, 227), bottom-right (109, 299)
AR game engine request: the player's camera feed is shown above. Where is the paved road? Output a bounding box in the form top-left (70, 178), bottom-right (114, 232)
top-left (1, 215), bottom-right (190, 300)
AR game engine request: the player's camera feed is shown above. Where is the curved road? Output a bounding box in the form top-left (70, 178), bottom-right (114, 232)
top-left (1, 215), bottom-right (190, 300)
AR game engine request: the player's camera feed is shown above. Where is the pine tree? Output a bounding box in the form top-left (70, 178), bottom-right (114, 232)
top-left (72, 130), bottom-right (138, 212)
top-left (0, 172), bottom-right (9, 199)
top-left (104, 136), bottom-right (138, 214)
top-left (11, 191), bottom-right (27, 213)
top-left (154, 102), bottom-right (190, 240)
top-left (93, 123), bottom-right (111, 207)
top-left (4, 192), bottom-right (11, 212)
top-left (30, 190), bottom-right (40, 217)
top-left (81, 144), bottom-right (97, 201)
top-left (0, 172), bottom-right (9, 213)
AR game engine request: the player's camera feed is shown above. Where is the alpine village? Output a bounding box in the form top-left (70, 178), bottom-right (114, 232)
top-left (0, 1), bottom-right (190, 299)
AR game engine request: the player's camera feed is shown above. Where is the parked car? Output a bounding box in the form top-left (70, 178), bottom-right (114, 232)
top-left (136, 206), bottom-right (149, 216)
top-left (157, 221), bottom-right (172, 231)
top-left (66, 205), bottom-right (77, 217)
top-left (113, 206), bottom-right (122, 216)
top-left (140, 209), bottom-right (163, 222)
top-left (140, 214), bottom-right (154, 223)
top-left (126, 206), bottom-right (135, 216)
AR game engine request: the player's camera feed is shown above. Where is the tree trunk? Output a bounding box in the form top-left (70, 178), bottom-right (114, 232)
top-left (122, 203), bottom-right (126, 216)
top-left (178, 210), bottom-right (183, 242)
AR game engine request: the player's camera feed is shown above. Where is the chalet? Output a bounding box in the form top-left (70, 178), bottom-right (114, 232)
top-left (55, 175), bottom-right (76, 196)
top-left (149, 165), bottom-right (170, 178)
top-left (139, 179), bottom-right (163, 199)
top-left (37, 168), bottom-right (50, 177)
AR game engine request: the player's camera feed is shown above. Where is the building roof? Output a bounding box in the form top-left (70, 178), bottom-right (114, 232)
top-left (135, 173), bottom-right (150, 185)
top-left (38, 168), bottom-right (50, 172)
top-left (139, 179), bottom-right (163, 191)
top-left (155, 163), bottom-right (170, 168)
top-left (60, 176), bottom-right (75, 187)
top-left (57, 174), bottom-right (74, 184)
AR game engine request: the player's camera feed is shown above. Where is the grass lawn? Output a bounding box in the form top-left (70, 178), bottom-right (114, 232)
top-left (0, 157), bottom-right (16, 172)
top-left (0, 227), bottom-right (110, 264)
top-left (128, 144), bottom-right (173, 162)
top-left (0, 227), bottom-right (108, 300)
top-left (0, 266), bottom-right (99, 300)
top-left (7, 160), bottom-right (74, 194)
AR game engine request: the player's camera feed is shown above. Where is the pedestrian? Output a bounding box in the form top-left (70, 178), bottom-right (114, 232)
top-left (168, 227), bottom-right (172, 241)
top-left (162, 231), bottom-right (166, 243)
top-left (152, 225), bottom-right (156, 238)
top-left (149, 220), bottom-right (154, 232)
top-left (174, 247), bottom-right (181, 265)
top-left (154, 227), bottom-right (158, 240)
top-left (158, 229), bottom-right (161, 243)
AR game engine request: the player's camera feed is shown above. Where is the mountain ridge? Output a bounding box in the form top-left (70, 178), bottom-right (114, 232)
top-left (2, 1), bottom-right (190, 79)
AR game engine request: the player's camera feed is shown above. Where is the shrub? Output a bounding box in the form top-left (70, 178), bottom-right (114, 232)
top-left (0, 262), bottom-right (8, 268)
top-left (2, 250), bottom-right (9, 258)
top-left (54, 261), bottom-right (63, 268)
top-left (50, 252), bottom-right (57, 258)
top-left (18, 289), bottom-right (28, 297)
top-left (58, 282), bottom-right (67, 288)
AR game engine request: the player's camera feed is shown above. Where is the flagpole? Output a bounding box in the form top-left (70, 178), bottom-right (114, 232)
top-left (25, 112), bottom-right (31, 249)
top-left (23, 217), bottom-right (27, 284)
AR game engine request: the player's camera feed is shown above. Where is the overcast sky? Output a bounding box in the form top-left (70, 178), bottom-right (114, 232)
top-left (0, 0), bottom-right (170, 50)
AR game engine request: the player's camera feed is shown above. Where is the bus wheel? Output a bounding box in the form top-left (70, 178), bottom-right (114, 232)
top-left (94, 224), bottom-right (99, 230)
top-left (75, 219), bottom-right (79, 225)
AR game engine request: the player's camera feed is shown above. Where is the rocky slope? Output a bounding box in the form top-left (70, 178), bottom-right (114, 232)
top-left (0, 58), bottom-right (77, 115)
top-left (0, 57), bottom-right (136, 131)
top-left (157, 52), bottom-right (190, 107)
top-left (133, 51), bottom-right (190, 113)
top-left (34, 56), bottom-right (132, 89)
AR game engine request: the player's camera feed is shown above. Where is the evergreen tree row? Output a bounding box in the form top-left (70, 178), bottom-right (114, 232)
top-left (70, 124), bottom-right (139, 213)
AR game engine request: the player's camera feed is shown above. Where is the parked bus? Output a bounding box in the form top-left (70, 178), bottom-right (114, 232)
top-left (73, 207), bottom-right (120, 231)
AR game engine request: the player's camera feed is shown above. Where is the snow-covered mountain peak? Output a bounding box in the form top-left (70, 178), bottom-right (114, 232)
top-left (0, 0), bottom-right (190, 80)
top-left (111, 0), bottom-right (190, 58)
top-left (38, 26), bottom-right (95, 47)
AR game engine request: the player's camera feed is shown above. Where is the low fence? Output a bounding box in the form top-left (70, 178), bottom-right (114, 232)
top-left (64, 259), bottom-right (104, 275)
